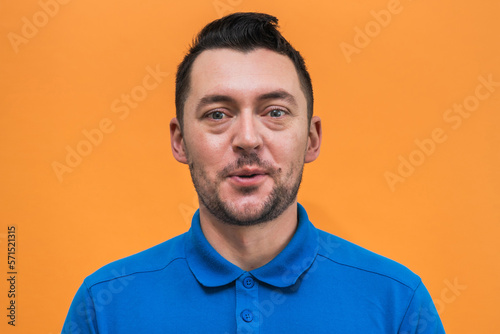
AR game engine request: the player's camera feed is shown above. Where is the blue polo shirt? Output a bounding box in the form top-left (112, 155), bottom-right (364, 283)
top-left (62, 204), bottom-right (445, 333)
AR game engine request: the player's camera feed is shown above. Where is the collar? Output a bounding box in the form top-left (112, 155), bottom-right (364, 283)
top-left (184, 203), bottom-right (319, 288)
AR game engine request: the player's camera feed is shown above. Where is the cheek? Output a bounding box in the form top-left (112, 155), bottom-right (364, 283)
top-left (185, 133), bottom-right (229, 168)
top-left (268, 131), bottom-right (307, 163)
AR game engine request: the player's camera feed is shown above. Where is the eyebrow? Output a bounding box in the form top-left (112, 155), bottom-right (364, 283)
top-left (196, 89), bottom-right (298, 111)
top-left (257, 90), bottom-right (298, 107)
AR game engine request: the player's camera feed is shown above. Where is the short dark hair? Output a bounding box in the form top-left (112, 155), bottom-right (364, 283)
top-left (175, 12), bottom-right (314, 129)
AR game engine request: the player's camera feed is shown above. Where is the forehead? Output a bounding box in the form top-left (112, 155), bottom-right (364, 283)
top-left (186, 48), bottom-right (306, 108)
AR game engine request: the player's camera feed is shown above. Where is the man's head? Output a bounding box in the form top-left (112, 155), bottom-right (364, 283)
top-left (170, 13), bottom-right (321, 226)
top-left (175, 12), bottom-right (314, 130)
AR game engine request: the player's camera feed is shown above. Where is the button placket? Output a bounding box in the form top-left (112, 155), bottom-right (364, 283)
top-left (235, 274), bottom-right (259, 333)
top-left (243, 276), bottom-right (255, 289)
top-left (241, 309), bottom-right (253, 322)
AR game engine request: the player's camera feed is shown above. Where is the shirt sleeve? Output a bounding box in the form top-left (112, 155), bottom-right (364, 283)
top-left (61, 282), bottom-right (99, 334)
top-left (398, 281), bottom-right (445, 334)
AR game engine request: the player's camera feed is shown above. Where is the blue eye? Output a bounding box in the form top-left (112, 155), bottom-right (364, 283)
top-left (209, 111), bottom-right (226, 119)
top-left (268, 109), bottom-right (285, 117)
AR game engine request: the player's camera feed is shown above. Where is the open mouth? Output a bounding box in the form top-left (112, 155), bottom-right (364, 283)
top-left (238, 174), bottom-right (259, 178)
top-left (228, 169), bottom-right (267, 186)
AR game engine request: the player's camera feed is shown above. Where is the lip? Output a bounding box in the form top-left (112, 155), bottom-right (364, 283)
top-left (227, 167), bottom-right (268, 187)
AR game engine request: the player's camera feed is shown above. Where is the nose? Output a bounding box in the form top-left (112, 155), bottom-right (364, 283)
top-left (232, 112), bottom-right (263, 153)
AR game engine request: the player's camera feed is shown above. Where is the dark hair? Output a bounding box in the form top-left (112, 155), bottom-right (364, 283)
top-left (175, 12), bottom-right (313, 129)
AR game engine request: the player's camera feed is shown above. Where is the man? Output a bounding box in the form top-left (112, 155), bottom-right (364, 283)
top-left (63, 12), bottom-right (445, 333)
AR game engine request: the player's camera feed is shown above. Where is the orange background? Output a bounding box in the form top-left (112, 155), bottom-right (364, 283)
top-left (1, 0), bottom-right (499, 333)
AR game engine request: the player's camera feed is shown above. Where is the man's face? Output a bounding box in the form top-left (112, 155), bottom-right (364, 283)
top-left (171, 48), bottom-right (321, 226)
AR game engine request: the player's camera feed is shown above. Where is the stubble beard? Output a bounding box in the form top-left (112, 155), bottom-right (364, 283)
top-left (188, 153), bottom-right (304, 226)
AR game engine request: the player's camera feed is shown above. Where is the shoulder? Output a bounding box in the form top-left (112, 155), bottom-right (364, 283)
top-left (84, 232), bottom-right (187, 289)
top-left (315, 229), bottom-right (421, 291)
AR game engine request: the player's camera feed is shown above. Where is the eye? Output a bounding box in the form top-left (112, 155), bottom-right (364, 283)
top-left (207, 111), bottom-right (226, 120)
top-left (267, 109), bottom-right (286, 118)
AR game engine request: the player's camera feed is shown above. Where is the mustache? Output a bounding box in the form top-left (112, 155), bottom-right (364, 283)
top-left (218, 153), bottom-right (280, 177)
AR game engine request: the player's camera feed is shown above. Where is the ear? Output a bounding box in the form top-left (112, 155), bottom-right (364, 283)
top-left (305, 116), bottom-right (322, 163)
top-left (170, 117), bottom-right (188, 164)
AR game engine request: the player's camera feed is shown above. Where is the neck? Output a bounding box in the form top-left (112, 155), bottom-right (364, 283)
top-left (199, 203), bottom-right (298, 271)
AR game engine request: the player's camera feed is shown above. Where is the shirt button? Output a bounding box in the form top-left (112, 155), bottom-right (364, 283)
top-left (243, 276), bottom-right (255, 289)
top-left (241, 309), bottom-right (253, 322)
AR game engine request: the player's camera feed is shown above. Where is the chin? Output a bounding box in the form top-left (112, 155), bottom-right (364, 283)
top-left (225, 195), bottom-right (268, 211)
